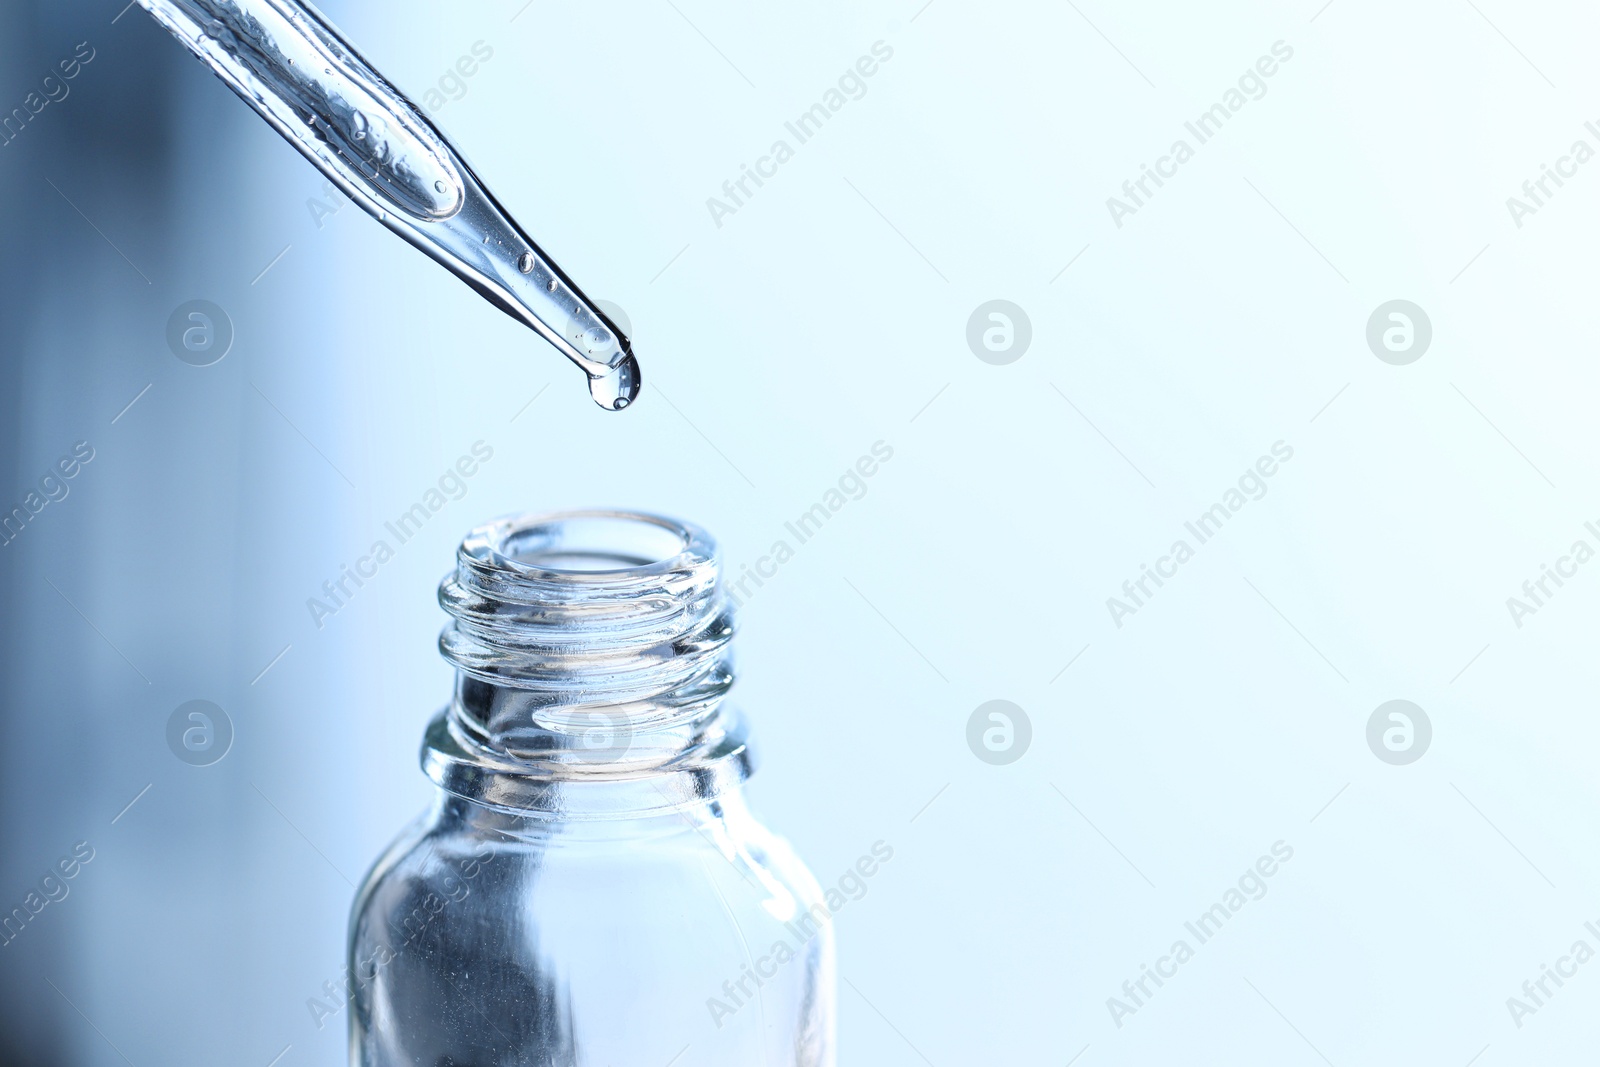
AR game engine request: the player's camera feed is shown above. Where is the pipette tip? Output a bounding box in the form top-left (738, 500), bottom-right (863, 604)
top-left (587, 353), bottom-right (641, 412)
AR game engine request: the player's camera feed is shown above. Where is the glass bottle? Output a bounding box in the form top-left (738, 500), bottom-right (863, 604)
top-left (348, 510), bottom-right (836, 1066)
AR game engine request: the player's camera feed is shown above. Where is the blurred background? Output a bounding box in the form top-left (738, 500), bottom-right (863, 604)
top-left (5, 0), bottom-right (1600, 1063)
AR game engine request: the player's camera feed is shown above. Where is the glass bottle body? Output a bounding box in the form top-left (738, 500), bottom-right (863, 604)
top-left (350, 780), bottom-right (833, 1065)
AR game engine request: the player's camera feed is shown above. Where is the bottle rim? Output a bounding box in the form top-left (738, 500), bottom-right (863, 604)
top-left (457, 508), bottom-right (712, 583)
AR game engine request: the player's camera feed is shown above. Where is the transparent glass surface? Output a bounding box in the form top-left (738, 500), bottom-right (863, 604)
top-left (135, 0), bottom-right (641, 408)
top-left (348, 511), bottom-right (836, 1066)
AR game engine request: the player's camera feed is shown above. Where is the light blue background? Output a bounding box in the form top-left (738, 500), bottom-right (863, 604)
top-left (3, 0), bottom-right (1600, 1064)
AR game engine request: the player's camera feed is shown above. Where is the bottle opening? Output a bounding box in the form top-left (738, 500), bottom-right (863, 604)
top-left (494, 512), bottom-right (691, 573)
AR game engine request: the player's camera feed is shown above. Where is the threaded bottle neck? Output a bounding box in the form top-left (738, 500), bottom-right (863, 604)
top-left (434, 510), bottom-right (740, 777)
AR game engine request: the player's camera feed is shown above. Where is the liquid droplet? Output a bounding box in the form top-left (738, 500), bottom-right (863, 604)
top-left (517, 253), bottom-right (535, 274)
top-left (434, 180), bottom-right (447, 193)
top-left (547, 278), bottom-right (558, 292)
top-left (587, 353), bottom-right (641, 412)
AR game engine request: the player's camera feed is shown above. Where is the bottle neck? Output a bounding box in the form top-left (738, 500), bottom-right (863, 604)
top-left (420, 511), bottom-right (753, 818)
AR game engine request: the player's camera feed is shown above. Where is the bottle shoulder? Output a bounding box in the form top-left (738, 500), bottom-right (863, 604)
top-left (352, 791), bottom-right (826, 941)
